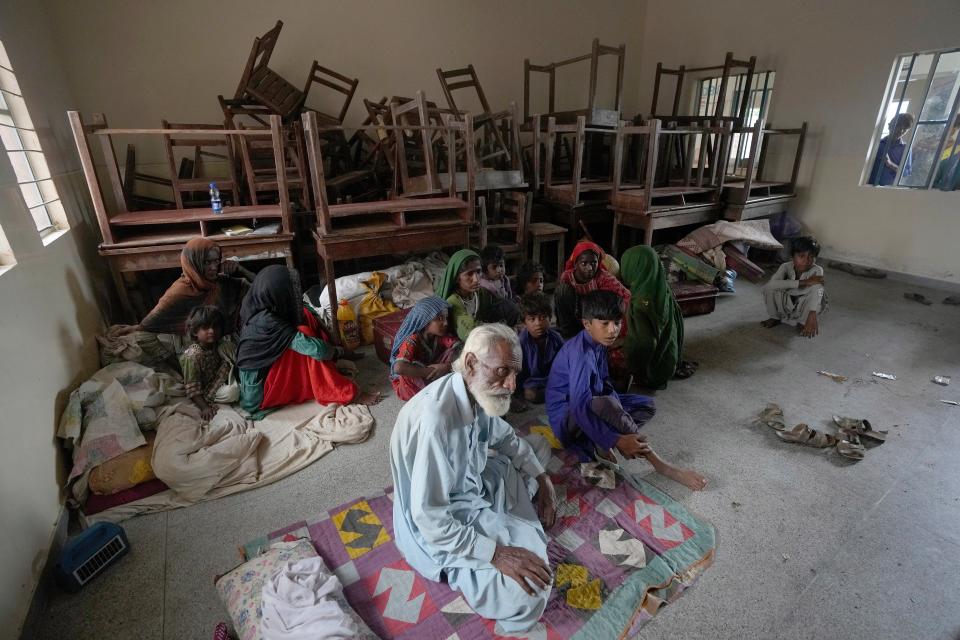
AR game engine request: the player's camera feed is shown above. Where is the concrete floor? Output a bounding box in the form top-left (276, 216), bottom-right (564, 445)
top-left (30, 265), bottom-right (960, 640)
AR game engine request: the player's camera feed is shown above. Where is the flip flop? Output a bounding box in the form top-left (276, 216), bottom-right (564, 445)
top-left (754, 403), bottom-right (786, 431)
top-left (776, 423), bottom-right (838, 448)
top-left (944, 295), bottom-right (960, 306)
top-left (903, 292), bottom-right (933, 306)
top-left (837, 432), bottom-right (866, 461)
top-left (674, 360), bottom-right (699, 379)
top-left (832, 415), bottom-right (887, 443)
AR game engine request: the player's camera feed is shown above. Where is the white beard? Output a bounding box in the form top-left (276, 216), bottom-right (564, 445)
top-left (474, 391), bottom-right (511, 417)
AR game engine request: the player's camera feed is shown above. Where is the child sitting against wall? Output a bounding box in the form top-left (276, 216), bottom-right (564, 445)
top-left (761, 236), bottom-right (827, 339)
top-left (516, 261), bottom-right (546, 296)
top-left (180, 305), bottom-right (238, 421)
top-left (517, 292), bottom-right (564, 405)
top-left (478, 245), bottom-right (515, 301)
top-left (389, 296), bottom-right (462, 401)
top-left (546, 290), bottom-right (708, 490)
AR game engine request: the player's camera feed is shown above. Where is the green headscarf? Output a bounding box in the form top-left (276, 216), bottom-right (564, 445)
top-left (435, 249), bottom-right (481, 299)
top-left (619, 245), bottom-right (684, 389)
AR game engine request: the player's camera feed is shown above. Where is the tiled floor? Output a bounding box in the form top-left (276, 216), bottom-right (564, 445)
top-left (31, 266), bottom-right (960, 640)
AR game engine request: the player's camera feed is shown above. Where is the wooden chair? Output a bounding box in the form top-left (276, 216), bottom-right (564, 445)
top-left (474, 190), bottom-right (529, 258)
top-left (609, 119), bottom-right (732, 253)
top-left (235, 122), bottom-right (311, 210)
top-left (232, 20), bottom-right (360, 127)
top-left (650, 52), bottom-right (757, 127)
top-left (523, 38), bottom-right (626, 128)
top-left (528, 222), bottom-right (566, 290)
top-left (302, 61), bottom-right (359, 126)
top-left (161, 121), bottom-right (239, 209)
top-left (436, 64), bottom-right (514, 169)
top-left (523, 38), bottom-right (625, 196)
top-left (122, 144), bottom-right (176, 210)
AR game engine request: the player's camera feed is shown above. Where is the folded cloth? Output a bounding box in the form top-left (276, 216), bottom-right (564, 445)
top-left (261, 557), bottom-right (376, 640)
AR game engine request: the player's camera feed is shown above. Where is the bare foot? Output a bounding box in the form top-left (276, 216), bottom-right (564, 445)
top-left (760, 318), bottom-right (781, 328)
top-left (357, 390), bottom-right (382, 405)
top-left (799, 312), bottom-right (818, 338)
top-left (659, 465), bottom-right (709, 491)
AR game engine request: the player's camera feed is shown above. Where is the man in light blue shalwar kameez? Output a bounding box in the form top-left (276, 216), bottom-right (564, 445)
top-left (390, 324), bottom-right (558, 634)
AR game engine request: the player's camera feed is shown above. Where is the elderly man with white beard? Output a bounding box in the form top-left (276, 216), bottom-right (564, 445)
top-left (390, 323), bottom-right (557, 634)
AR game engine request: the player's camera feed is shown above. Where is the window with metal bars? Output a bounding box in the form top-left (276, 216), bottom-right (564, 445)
top-left (695, 71), bottom-right (775, 176)
top-left (695, 71), bottom-right (775, 125)
top-left (863, 47), bottom-right (960, 190)
top-left (0, 39), bottom-right (68, 240)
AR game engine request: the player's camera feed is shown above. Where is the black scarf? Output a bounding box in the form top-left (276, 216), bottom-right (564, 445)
top-left (237, 265), bottom-right (304, 370)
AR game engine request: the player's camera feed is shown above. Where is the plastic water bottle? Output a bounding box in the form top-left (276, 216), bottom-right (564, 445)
top-left (209, 182), bottom-right (223, 214)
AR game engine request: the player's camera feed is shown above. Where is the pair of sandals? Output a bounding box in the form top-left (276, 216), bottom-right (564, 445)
top-left (755, 404), bottom-right (887, 461)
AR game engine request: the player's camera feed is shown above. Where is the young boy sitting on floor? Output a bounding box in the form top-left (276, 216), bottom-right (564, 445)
top-left (389, 296), bottom-right (462, 401)
top-left (761, 235), bottom-right (827, 339)
top-left (517, 292), bottom-right (564, 405)
top-left (478, 244), bottom-right (515, 301)
top-left (181, 305), bottom-right (238, 421)
top-left (516, 261), bottom-right (545, 296)
top-left (546, 291), bottom-right (707, 491)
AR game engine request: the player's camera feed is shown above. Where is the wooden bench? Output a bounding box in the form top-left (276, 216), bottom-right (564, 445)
top-left (723, 121), bottom-right (807, 221)
top-left (608, 119), bottom-right (732, 253)
top-left (302, 111), bottom-right (474, 340)
top-left (68, 111), bottom-right (295, 321)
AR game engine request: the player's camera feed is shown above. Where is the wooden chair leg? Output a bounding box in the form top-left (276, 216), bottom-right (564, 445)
top-left (643, 224), bottom-right (654, 246)
top-left (109, 262), bottom-right (135, 323)
top-left (323, 254), bottom-right (341, 346)
top-left (532, 237), bottom-right (542, 266)
top-left (556, 236), bottom-right (565, 281)
top-left (611, 216), bottom-right (620, 257)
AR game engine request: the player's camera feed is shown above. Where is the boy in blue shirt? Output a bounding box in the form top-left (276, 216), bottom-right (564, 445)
top-left (517, 292), bottom-right (564, 405)
top-left (546, 291), bottom-right (707, 490)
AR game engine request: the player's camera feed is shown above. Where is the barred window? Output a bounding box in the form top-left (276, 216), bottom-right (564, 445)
top-left (863, 47), bottom-right (960, 190)
top-left (0, 40), bottom-right (68, 242)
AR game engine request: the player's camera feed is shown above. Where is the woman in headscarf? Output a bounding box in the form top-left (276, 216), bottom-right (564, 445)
top-left (389, 296), bottom-right (462, 401)
top-left (436, 249), bottom-right (521, 341)
top-left (237, 265), bottom-right (380, 416)
top-left (620, 245), bottom-right (697, 389)
top-left (554, 240), bottom-right (631, 339)
top-left (132, 237), bottom-right (252, 335)
top-left (110, 237), bottom-right (253, 369)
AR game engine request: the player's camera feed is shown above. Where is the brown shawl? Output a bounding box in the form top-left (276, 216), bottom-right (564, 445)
top-left (140, 237), bottom-right (246, 335)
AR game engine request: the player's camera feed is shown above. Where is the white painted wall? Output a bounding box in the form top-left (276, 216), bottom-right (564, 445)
top-left (0, 2), bottom-right (107, 634)
top-left (42, 0), bottom-right (647, 172)
top-left (637, 0), bottom-right (960, 283)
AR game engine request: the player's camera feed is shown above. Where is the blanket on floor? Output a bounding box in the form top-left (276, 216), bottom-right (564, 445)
top-left (85, 401), bottom-right (375, 524)
top-left (58, 362), bottom-right (183, 503)
top-left (242, 424), bottom-right (715, 639)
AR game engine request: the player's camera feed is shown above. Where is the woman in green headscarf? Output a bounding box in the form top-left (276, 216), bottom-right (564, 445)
top-left (620, 245), bottom-right (697, 389)
top-left (436, 249), bottom-right (521, 340)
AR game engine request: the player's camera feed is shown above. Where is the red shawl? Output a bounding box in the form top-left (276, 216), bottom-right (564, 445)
top-left (560, 241), bottom-right (632, 305)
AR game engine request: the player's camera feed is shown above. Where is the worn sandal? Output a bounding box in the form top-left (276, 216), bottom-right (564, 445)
top-left (674, 360), bottom-right (699, 379)
top-left (776, 423), bottom-right (838, 448)
top-left (837, 432), bottom-right (866, 461)
top-left (833, 415), bottom-right (887, 443)
top-left (754, 403), bottom-right (786, 431)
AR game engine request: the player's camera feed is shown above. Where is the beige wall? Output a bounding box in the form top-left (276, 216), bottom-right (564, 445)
top-left (637, 0), bottom-right (960, 283)
top-left (0, 2), bottom-right (107, 634)
top-left (43, 0), bottom-right (646, 171)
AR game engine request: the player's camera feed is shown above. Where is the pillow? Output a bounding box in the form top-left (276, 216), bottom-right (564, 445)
top-left (215, 539), bottom-right (318, 640)
top-left (89, 432), bottom-right (157, 495)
